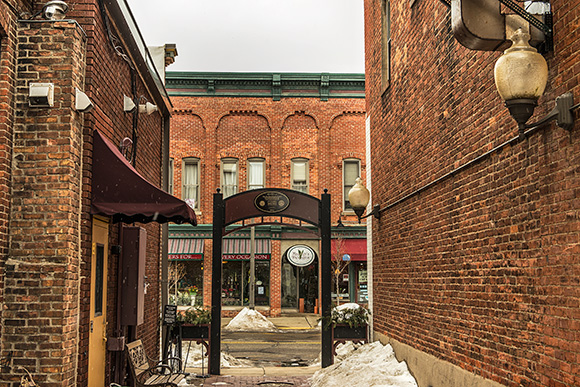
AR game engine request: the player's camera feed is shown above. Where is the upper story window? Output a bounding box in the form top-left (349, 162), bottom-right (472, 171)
top-left (382, 0), bottom-right (391, 90)
top-left (248, 158), bottom-right (265, 190)
top-left (343, 159), bottom-right (361, 211)
top-left (182, 158), bottom-right (199, 208)
top-left (221, 158), bottom-right (238, 198)
top-left (291, 158), bottom-right (309, 193)
top-left (168, 158), bottom-right (174, 195)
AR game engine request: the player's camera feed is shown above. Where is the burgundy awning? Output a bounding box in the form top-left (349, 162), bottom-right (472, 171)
top-left (91, 130), bottom-right (197, 225)
top-left (332, 239), bottom-right (367, 261)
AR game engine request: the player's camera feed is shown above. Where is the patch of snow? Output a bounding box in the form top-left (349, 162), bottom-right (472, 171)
top-left (309, 342), bottom-right (418, 387)
top-left (223, 307), bottom-right (278, 332)
top-left (181, 343), bottom-right (253, 368)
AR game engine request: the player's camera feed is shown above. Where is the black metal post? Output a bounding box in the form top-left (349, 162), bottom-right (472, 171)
top-left (209, 191), bottom-right (224, 375)
top-left (320, 190), bottom-right (332, 367)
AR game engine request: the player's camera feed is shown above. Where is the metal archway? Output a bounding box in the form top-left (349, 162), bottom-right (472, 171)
top-left (209, 188), bottom-right (332, 374)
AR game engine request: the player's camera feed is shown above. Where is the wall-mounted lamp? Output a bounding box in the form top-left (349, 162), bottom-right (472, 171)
top-left (123, 95), bottom-right (136, 113)
top-left (75, 88), bottom-right (93, 112)
top-left (42, 1), bottom-right (69, 20)
top-left (348, 178), bottom-right (381, 223)
top-left (29, 83), bottom-right (54, 107)
top-left (138, 102), bottom-right (158, 115)
top-left (494, 28), bottom-right (575, 140)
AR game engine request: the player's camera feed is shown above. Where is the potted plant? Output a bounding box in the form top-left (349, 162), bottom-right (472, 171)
top-left (323, 303), bottom-right (370, 341)
top-left (177, 306), bottom-right (212, 340)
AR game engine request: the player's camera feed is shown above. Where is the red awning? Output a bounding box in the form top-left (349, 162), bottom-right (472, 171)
top-left (169, 238), bottom-right (204, 260)
top-left (91, 130), bottom-right (197, 225)
top-left (331, 239), bottom-right (367, 261)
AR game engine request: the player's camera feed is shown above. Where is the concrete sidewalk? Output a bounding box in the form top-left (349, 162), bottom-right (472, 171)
top-left (221, 313), bottom-right (321, 331)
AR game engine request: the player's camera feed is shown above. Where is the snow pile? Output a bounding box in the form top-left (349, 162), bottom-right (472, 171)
top-left (223, 307), bottom-right (278, 332)
top-left (181, 343), bottom-right (253, 368)
top-left (309, 342), bottom-right (418, 387)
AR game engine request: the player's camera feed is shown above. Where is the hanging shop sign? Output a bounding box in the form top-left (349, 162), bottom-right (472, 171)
top-left (286, 244), bottom-right (316, 267)
top-left (254, 191), bottom-right (290, 213)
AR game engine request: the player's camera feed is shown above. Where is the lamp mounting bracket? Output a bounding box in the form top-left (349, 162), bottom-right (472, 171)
top-left (523, 92), bottom-right (575, 133)
top-left (497, 0), bottom-right (552, 37)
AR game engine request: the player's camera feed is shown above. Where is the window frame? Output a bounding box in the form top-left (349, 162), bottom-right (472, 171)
top-left (343, 158), bottom-right (361, 212)
top-left (291, 158), bottom-right (309, 194)
top-left (221, 158), bottom-right (239, 198)
top-left (247, 157), bottom-right (265, 190)
top-left (168, 158), bottom-right (174, 195)
top-left (182, 157), bottom-right (200, 209)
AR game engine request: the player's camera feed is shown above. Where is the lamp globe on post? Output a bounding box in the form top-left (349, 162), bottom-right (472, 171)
top-left (494, 28), bottom-right (548, 139)
top-left (348, 177), bottom-right (370, 223)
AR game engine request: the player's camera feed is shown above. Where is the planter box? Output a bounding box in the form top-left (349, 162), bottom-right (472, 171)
top-left (332, 324), bottom-right (368, 340)
top-left (180, 324), bottom-right (210, 340)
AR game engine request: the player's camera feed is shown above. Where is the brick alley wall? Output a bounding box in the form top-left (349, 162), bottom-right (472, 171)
top-left (2, 19), bottom-right (86, 387)
top-left (365, 0), bottom-right (580, 386)
top-left (0, 1), bottom-right (168, 386)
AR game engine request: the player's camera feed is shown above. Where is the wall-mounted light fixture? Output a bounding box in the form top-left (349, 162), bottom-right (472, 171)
top-left (138, 102), bottom-right (158, 115)
top-left (75, 88), bottom-right (93, 112)
top-left (348, 178), bottom-right (381, 223)
top-left (494, 28), bottom-right (575, 140)
top-left (42, 1), bottom-right (69, 20)
top-left (29, 83), bottom-right (54, 107)
top-left (123, 95), bottom-right (136, 113)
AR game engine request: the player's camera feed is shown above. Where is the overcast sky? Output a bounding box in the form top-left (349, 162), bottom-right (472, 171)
top-left (126, 0), bottom-right (365, 73)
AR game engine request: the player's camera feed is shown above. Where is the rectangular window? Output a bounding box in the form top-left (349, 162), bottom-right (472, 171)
top-left (291, 158), bottom-right (309, 193)
top-left (248, 158), bottom-right (265, 190)
top-left (343, 159), bottom-right (360, 210)
top-left (382, 0), bottom-right (391, 90)
top-left (94, 244), bottom-right (104, 316)
top-left (168, 158), bottom-right (174, 195)
top-left (221, 158), bottom-right (238, 198)
top-left (183, 158), bottom-right (199, 208)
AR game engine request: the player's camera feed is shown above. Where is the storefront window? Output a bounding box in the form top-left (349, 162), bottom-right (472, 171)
top-left (169, 260), bottom-right (203, 306)
top-left (223, 260), bottom-right (270, 306)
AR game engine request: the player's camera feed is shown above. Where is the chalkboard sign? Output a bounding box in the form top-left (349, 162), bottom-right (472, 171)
top-left (163, 304), bottom-right (177, 325)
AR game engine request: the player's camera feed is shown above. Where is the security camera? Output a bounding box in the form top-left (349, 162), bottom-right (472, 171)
top-left (138, 102), bottom-right (158, 115)
top-left (42, 1), bottom-right (68, 20)
top-left (29, 83), bottom-right (54, 107)
top-left (75, 88), bottom-right (94, 112)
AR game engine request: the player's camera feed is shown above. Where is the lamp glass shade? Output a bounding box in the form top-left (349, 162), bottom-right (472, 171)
top-left (494, 29), bottom-right (548, 102)
top-left (348, 177), bottom-right (370, 212)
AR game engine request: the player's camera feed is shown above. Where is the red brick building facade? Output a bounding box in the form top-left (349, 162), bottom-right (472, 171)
top-left (365, 0), bottom-right (579, 386)
top-left (0, 1), bottom-right (191, 386)
top-left (166, 72), bottom-right (368, 317)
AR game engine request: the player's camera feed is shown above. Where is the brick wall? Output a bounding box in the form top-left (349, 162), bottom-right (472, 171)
top-left (1, 1), bottom-right (169, 386)
top-left (170, 93), bottom-right (366, 316)
top-left (2, 19), bottom-right (86, 386)
top-left (365, 0), bottom-right (580, 386)
top-left (170, 96), bottom-right (366, 224)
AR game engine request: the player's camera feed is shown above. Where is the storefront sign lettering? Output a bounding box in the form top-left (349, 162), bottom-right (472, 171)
top-left (254, 191), bottom-right (290, 213)
top-left (286, 244), bottom-right (316, 267)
